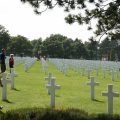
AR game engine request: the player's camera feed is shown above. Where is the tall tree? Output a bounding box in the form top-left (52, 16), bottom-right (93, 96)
top-left (31, 38), bottom-right (42, 56)
top-left (42, 34), bottom-right (67, 58)
top-left (84, 37), bottom-right (98, 60)
top-left (8, 35), bottom-right (33, 56)
top-left (99, 37), bottom-right (119, 61)
top-left (71, 38), bottom-right (87, 59)
top-left (0, 25), bottom-right (10, 51)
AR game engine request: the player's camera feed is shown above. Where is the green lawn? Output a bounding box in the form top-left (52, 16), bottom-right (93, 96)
top-left (0, 60), bottom-right (120, 114)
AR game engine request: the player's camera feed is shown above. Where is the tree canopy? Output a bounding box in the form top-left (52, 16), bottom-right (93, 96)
top-left (0, 24), bottom-right (120, 60)
top-left (0, 25), bottom-right (10, 50)
top-left (20, 0), bottom-right (120, 41)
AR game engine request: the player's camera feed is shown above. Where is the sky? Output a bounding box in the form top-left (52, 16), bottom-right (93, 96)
top-left (0, 0), bottom-right (96, 42)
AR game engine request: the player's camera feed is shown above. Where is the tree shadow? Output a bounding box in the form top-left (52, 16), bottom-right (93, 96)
top-left (55, 95), bottom-right (60, 97)
top-left (0, 110), bottom-right (4, 115)
top-left (113, 80), bottom-right (120, 82)
top-left (3, 99), bottom-right (13, 104)
top-left (12, 88), bottom-right (20, 91)
top-left (92, 99), bottom-right (104, 103)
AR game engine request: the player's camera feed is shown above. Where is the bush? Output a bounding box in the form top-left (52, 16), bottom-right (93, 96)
top-left (0, 108), bottom-right (120, 120)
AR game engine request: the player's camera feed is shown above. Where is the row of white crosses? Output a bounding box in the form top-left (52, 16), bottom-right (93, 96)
top-left (1, 57), bottom-right (36, 101)
top-left (86, 77), bottom-right (119, 114)
top-left (5, 56), bottom-right (25, 67)
top-left (24, 58), bottom-right (37, 72)
top-left (44, 72), bottom-right (119, 113)
top-left (1, 69), bottom-right (15, 101)
top-left (44, 73), bottom-right (61, 108)
top-left (41, 57), bottom-right (47, 75)
top-left (49, 58), bottom-right (120, 80)
top-left (49, 59), bottom-right (69, 76)
top-left (101, 61), bottom-right (120, 80)
top-left (86, 77), bottom-right (99, 100)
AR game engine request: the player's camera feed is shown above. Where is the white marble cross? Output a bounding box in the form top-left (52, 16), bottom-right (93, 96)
top-left (103, 67), bottom-right (106, 78)
top-left (82, 67), bottom-right (85, 76)
top-left (46, 77), bottom-right (61, 108)
top-left (87, 67), bottom-right (91, 79)
top-left (41, 57), bottom-right (47, 75)
top-left (111, 69), bottom-right (114, 81)
top-left (86, 77), bottom-right (99, 100)
top-left (44, 73), bottom-right (52, 82)
top-left (102, 84), bottom-right (119, 114)
top-left (96, 67), bottom-right (99, 76)
top-left (24, 63), bottom-right (28, 72)
top-left (1, 72), bottom-right (11, 101)
top-left (44, 73), bottom-right (53, 94)
top-left (116, 68), bottom-right (119, 78)
top-left (10, 68), bottom-right (15, 89)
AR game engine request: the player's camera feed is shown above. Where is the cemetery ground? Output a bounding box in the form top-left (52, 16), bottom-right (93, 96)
top-left (0, 60), bottom-right (120, 118)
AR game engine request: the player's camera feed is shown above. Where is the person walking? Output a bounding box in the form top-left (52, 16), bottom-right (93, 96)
top-left (0, 48), bottom-right (6, 73)
top-left (0, 48), bottom-right (6, 110)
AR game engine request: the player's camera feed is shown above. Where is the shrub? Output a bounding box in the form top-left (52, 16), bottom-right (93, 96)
top-left (0, 108), bottom-right (120, 120)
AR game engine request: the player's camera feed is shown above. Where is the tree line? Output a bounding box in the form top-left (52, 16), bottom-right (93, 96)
top-left (0, 24), bottom-right (120, 61)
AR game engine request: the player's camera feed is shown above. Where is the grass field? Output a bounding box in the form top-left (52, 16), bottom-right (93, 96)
top-left (0, 60), bottom-right (120, 114)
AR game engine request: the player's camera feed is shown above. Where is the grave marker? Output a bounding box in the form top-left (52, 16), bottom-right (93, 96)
top-left (102, 84), bottom-right (119, 114)
top-left (10, 68), bottom-right (15, 89)
top-left (46, 77), bottom-right (61, 108)
top-left (44, 73), bottom-right (53, 94)
top-left (86, 77), bottom-right (99, 100)
top-left (1, 73), bottom-right (11, 101)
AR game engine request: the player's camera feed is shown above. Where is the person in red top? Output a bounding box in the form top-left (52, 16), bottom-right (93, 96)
top-left (9, 54), bottom-right (14, 73)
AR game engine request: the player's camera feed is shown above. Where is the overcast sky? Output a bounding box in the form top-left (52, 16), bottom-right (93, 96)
top-left (0, 0), bottom-right (96, 42)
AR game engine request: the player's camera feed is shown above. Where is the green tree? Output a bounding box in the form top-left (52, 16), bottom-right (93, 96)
top-left (99, 38), bottom-right (118, 61)
top-left (8, 35), bottom-right (33, 56)
top-left (71, 38), bottom-right (87, 59)
top-left (31, 38), bottom-right (42, 56)
top-left (84, 37), bottom-right (98, 60)
top-left (42, 34), bottom-right (67, 58)
top-left (0, 25), bottom-right (10, 51)
top-left (62, 38), bottom-right (73, 58)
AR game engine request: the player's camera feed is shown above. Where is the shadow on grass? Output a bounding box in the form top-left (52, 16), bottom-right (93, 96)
top-left (113, 80), bottom-right (120, 82)
top-left (0, 110), bottom-right (4, 115)
top-left (55, 95), bottom-right (60, 97)
top-left (3, 99), bottom-right (13, 104)
top-left (92, 99), bottom-right (104, 103)
top-left (12, 88), bottom-right (20, 91)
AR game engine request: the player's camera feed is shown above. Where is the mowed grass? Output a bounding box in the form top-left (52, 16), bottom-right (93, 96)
top-left (0, 60), bottom-right (120, 114)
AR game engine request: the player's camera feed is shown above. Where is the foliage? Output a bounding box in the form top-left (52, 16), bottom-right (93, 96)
top-left (1, 107), bottom-right (120, 120)
top-left (0, 24), bottom-right (120, 60)
top-left (0, 108), bottom-right (89, 120)
top-left (42, 34), bottom-right (89, 59)
top-left (99, 38), bottom-right (117, 60)
top-left (20, 0), bottom-right (120, 41)
top-left (42, 34), bottom-right (69, 58)
top-left (31, 38), bottom-right (42, 56)
top-left (7, 35), bottom-right (33, 56)
top-left (0, 25), bottom-right (10, 50)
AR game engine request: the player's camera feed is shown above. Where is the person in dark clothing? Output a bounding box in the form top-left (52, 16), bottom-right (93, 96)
top-left (0, 48), bottom-right (6, 73)
top-left (0, 48), bottom-right (5, 110)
